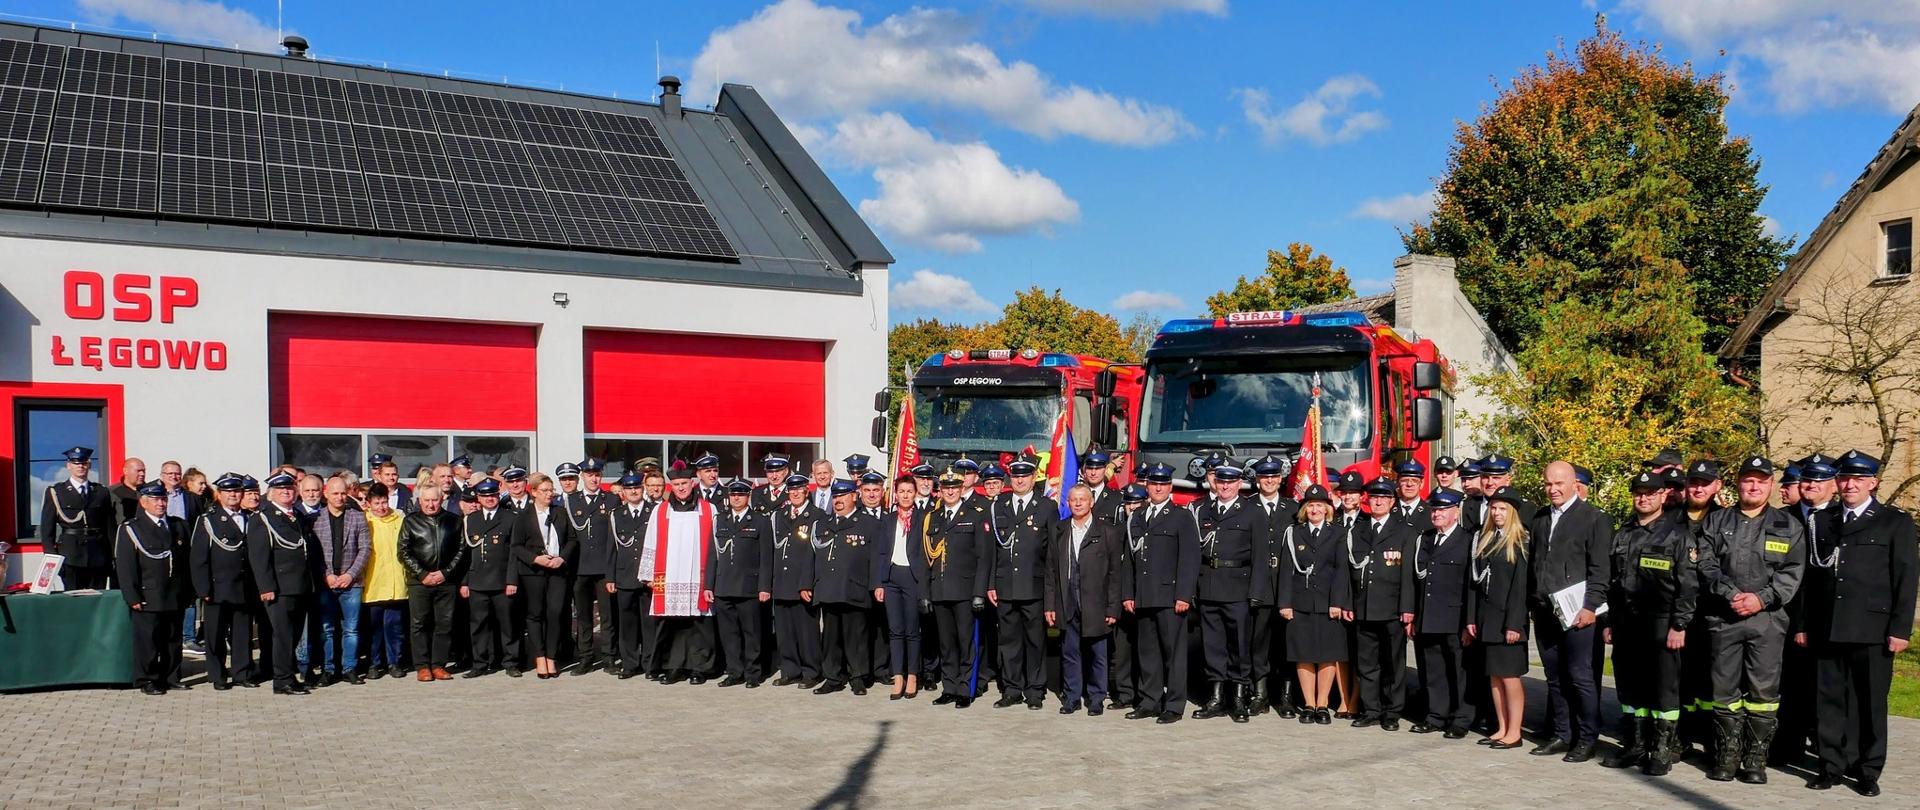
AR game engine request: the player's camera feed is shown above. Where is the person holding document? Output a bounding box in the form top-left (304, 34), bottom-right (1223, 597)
top-left (1526, 461), bottom-right (1613, 763)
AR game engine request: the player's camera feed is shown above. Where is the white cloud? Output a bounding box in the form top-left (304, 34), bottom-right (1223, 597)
top-left (694, 0), bottom-right (1193, 146)
top-left (1015, 0), bottom-right (1228, 19)
top-left (819, 113), bottom-right (1079, 253)
top-left (76, 0), bottom-right (282, 51)
top-left (892, 269), bottom-right (997, 313)
top-left (1350, 190), bottom-right (1437, 223)
top-left (1623, 0), bottom-right (1920, 113)
top-left (1237, 75), bottom-right (1387, 146)
top-left (1111, 290), bottom-right (1185, 311)
top-left (1760, 214), bottom-right (1782, 238)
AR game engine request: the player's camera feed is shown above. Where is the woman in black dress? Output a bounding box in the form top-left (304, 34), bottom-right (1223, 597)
top-left (517, 473), bottom-right (577, 679)
top-left (1276, 484), bottom-right (1351, 725)
top-left (1466, 486), bottom-right (1530, 748)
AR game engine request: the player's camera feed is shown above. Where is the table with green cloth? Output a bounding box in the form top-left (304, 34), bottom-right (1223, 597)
top-left (0, 591), bottom-right (134, 691)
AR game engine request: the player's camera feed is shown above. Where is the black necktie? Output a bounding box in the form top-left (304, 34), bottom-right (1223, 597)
top-left (1844, 509), bottom-right (1857, 524)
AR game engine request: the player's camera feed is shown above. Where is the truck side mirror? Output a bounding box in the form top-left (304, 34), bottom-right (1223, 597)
top-left (1413, 362), bottom-right (1441, 392)
top-left (873, 390), bottom-right (891, 412)
top-left (1092, 400), bottom-right (1115, 446)
top-left (1096, 369), bottom-right (1116, 398)
top-left (1413, 396), bottom-right (1443, 442)
top-left (871, 415), bottom-right (889, 449)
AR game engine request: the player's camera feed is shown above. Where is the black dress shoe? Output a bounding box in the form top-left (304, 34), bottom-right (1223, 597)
top-left (1443, 729), bottom-right (1467, 739)
top-left (1277, 706), bottom-right (1299, 719)
top-left (272, 685), bottom-right (307, 696)
top-left (1409, 723), bottom-right (1440, 734)
top-left (1059, 703), bottom-right (1079, 715)
top-left (1351, 716), bottom-right (1378, 728)
top-left (1087, 705), bottom-right (1104, 717)
top-left (1315, 709), bottom-right (1333, 725)
top-left (1737, 767), bottom-right (1768, 785)
top-left (1807, 774), bottom-right (1836, 790)
top-left (505, 667), bottom-right (523, 678)
top-left (1856, 780), bottom-right (1881, 797)
top-left (1156, 711), bottom-right (1181, 724)
top-left (462, 668), bottom-right (491, 679)
top-left (814, 682), bottom-right (846, 695)
top-left (1108, 698), bottom-right (1128, 711)
top-left (140, 684), bottom-right (164, 695)
top-left (1297, 709), bottom-right (1315, 725)
top-left (717, 675), bottom-right (743, 688)
top-left (617, 670), bottom-right (637, 679)
top-left (800, 677), bottom-right (822, 689)
top-left (1477, 737), bottom-right (1497, 746)
top-left (773, 676), bottom-right (796, 687)
top-left (688, 675), bottom-right (708, 686)
top-left (1490, 739), bottom-right (1524, 750)
top-left (953, 697), bottom-right (973, 709)
top-left (168, 680), bottom-right (192, 691)
top-left (661, 672), bottom-right (684, 685)
top-left (993, 694), bottom-right (1022, 708)
top-left (1563, 742), bottom-right (1599, 763)
top-left (850, 683), bottom-right (866, 696)
top-left (348, 673), bottom-right (366, 685)
top-left (1381, 719), bottom-right (1400, 732)
top-left (932, 693), bottom-right (958, 705)
top-left (212, 682), bottom-right (232, 691)
top-left (1125, 709), bottom-right (1156, 720)
top-left (1530, 739), bottom-right (1571, 756)
top-left (237, 680), bottom-right (259, 689)
top-left (745, 680), bottom-right (761, 689)
top-left (1026, 700), bottom-right (1043, 711)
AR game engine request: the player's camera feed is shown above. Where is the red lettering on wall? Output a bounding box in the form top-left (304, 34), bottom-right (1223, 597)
top-left (158, 276), bottom-right (196, 324)
top-left (49, 335), bottom-right (229, 371)
top-left (53, 272), bottom-right (224, 372)
top-left (64, 270), bottom-right (105, 320)
top-left (112, 275), bottom-right (152, 322)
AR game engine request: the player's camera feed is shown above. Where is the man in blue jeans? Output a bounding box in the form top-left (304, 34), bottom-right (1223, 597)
top-left (310, 476), bottom-right (370, 685)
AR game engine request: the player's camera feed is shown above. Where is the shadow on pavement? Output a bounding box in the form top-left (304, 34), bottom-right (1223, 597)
top-left (810, 719), bottom-right (893, 810)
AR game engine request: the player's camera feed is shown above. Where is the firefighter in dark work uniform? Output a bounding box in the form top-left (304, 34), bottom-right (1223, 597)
top-left (1190, 462), bottom-right (1270, 723)
top-left (1602, 472), bottom-right (1697, 776)
top-left (39, 446), bottom-right (116, 589)
top-left (1697, 456), bottom-right (1805, 785)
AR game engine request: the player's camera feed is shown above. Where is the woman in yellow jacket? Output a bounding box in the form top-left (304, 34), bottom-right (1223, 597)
top-left (362, 482), bottom-right (411, 679)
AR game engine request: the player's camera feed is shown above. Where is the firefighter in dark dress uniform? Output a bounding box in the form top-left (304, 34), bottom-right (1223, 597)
top-left (460, 479), bottom-right (523, 678)
top-left (1391, 460), bottom-right (1434, 532)
top-left (1775, 454), bottom-right (1839, 767)
top-left (1190, 463), bottom-right (1271, 723)
top-left (1349, 477), bottom-right (1412, 730)
top-left (1402, 488), bottom-right (1472, 737)
top-left (1123, 463), bottom-right (1201, 725)
top-left (562, 459), bottom-right (617, 676)
top-left (1079, 448), bottom-right (1124, 524)
top-left (247, 472), bottom-right (319, 695)
top-left (706, 480), bottom-right (773, 687)
top-left (190, 473), bottom-right (259, 689)
top-left (1697, 456), bottom-right (1804, 784)
top-left (770, 474), bottom-right (825, 687)
top-left (810, 479), bottom-right (880, 695)
top-left (1797, 450), bottom-right (1918, 797)
top-left (118, 481), bottom-right (191, 695)
top-left (752, 454), bottom-right (793, 515)
top-left (1601, 471), bottom-right (1697, 775)
top-left (1247, 455), bottom-right (1298, 718)
top-left (607, 471), bottom-right (656, 679)
top-left (989, 457), bottom-right (1056, 710)
top-left (38, 446), bottom-right (115, 589)
top-left (924, 470), bottom-right (993, 707)
top-left (1109, 483), bottom-right (1151, 712)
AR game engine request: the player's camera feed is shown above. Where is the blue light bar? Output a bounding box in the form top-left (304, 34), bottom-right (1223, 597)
top-left (1300, 311), bottom-right (1369, 327)
top-left (1037, 353), bottom-right (1079, 367)
top-left (1157, 318), bottom-right (1215, 335)
top-left (923, 352), bottom-right (946, 367)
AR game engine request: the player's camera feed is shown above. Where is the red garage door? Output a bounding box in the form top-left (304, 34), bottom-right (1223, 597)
top-left (269, 313), bottom-right (538, 430)
top-left (584, 329), bottom-right (824, 437)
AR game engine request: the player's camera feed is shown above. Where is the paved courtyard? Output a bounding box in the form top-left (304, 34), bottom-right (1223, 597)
top-left (3, 665), bottom-right (1911, 809)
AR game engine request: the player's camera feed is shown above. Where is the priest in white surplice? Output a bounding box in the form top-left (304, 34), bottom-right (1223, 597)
top-left (645, 464), bottom-right (718, 683)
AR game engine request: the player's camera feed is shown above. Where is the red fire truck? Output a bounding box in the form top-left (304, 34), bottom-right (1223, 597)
top-left (890, 349), bottom-right (1144, 487)
top-left (1097, 309), bottom-right (1452, 501)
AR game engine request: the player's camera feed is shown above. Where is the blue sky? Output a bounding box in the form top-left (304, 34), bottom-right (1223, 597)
top-left (13, 1), bottom-right (1912, 326)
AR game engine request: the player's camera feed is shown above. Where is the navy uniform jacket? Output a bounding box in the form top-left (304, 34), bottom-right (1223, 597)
top-left (1795, 499), bottom-right (1918, 646)
top-left (923, 501), bottom-right (994, 603)
top-left (1697, 505), bottom-right (1804, 624)
top-left (38, 479), bottom-right (115, 568)
top-left (607, 504), bottom-right (653, 591)
top-left (1393, 499), bottom-right (1433, 533)
top-left (460, 508), bottom-right (521, 591)
top-left (1460, 494), bottom-right (1487, 536)
top-left (1122, 500), bottom-right (1200, 609)
top-left (1046, 517), bottom-right (1123, 636)
top-left (990, 492), bottom-right (1057, 602)
top-left (1348, 515), bottom-right (1413, 622)
top-left (116, 514), bottom-right (191, 611)
top-left (1193, 496), bottom-right (1272, 604)
top-left (770, 503), bottom-right (825, 600)
top-left (1608, 513), bottom-right (1697, 635)
top-left (1275, 521), bottom-right (1350, 615)
top-left (811, 511), bottom-right (880, 607)
top-left (706, 507), bottom-right (773, 599)
top-left (1527, 498), bottom-right (1613, 613)
top-left (246, 505), bottom-right (317, 598)
top-left (1089, 485), bottom-right (1124, 526)
top-left (874, 508), bottom-right (930, 601)
top-left (514, 507), bottom-right (578, 576)
top-left (563, 489), bottom-right (614, 578)
top-left (190, 507), bottom-right (255, 604)
top-left (1468, 542), bottom-right (1530, 641)
top-left (1401, 525), bottom-right (1471, 634)
top-left (750, 484), bottom-right (787, 516)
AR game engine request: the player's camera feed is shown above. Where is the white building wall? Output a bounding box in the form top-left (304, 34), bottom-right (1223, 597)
top-left (1391, 253), bottom-right (1517, 458)
top-left (0, 234), bottom-right (886, 489)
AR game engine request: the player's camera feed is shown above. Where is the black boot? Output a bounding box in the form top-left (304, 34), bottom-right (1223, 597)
top-left (1738, 713), bottom-right (1776, 785)
top-left (1229, 684), bottom-right (1251, 723)
top-left (1643, 718), bottom-right (1678, 776)
top-left (1601, 715), bottom-right (1646, 769)
top-left (1192, 686), bottom-right (1228, 720)
top-left (1274, 681), bottom-right (1298, 719)
top-left (1705, 712), bottom-right (1742, 782)
top-left (1248, 681), bottom-right (1270, 716)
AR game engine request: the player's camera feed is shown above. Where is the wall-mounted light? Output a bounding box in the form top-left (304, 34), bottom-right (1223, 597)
top-left (552, 292), bottom-right (570, 308)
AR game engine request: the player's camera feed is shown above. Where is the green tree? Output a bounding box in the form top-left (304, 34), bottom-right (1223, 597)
top-left (1204, 242), bottom-right (1356, 317)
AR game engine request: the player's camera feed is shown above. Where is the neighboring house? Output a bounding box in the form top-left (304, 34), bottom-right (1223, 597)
top-left (1721, 107), bottom-right (1920, 506)
top-left (1300, 254), bottom-right (1518, 458)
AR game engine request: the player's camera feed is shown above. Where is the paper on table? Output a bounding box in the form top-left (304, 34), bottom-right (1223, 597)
top-left (1548, 581), bottom-right (1608, 629)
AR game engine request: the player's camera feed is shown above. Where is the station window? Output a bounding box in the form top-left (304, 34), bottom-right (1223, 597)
top-left (13, 401), bottom-right (108, 539)
top-left (271, 430), bottom-right (532, 480)
top-left (585, 436), bottom-right (822, 483)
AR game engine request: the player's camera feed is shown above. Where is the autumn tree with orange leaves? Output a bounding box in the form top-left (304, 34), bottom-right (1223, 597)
top-left (1405, 20), bottom-right (1784, 510)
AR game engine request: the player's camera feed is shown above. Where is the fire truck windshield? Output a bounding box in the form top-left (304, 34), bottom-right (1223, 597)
top-left (911, 386), bottom-right (1062, 452)
top-left (1140, 355), bottom-right (1372, 449)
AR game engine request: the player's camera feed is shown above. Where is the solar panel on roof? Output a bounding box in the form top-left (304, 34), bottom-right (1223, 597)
top-left (345, 81), bottom-right (471, 237)
top-left (160, 58), bottom-right (266, 220)
top-left (41, 47), bottom-right (158, 212)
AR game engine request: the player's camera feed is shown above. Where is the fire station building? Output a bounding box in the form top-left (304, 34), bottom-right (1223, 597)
top-left (0, 23), bottom-right (892, 555)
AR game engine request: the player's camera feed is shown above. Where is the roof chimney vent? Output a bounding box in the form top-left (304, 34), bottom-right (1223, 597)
top-left (658, 75), bottom-right (682, 117)
top-left (282, 35), bottom-right (309, 59)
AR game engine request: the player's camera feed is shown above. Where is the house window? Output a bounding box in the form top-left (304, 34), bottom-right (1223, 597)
top-left (14, 401), bottom-right (108, 539)
top-left (1885, 219), bottom-right (1912, 278)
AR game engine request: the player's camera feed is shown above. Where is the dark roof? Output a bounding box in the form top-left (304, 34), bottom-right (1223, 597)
top-left (1295, 292), bottom-right (1395, 325)
top-left (0, 23), bottom-right (889, 294)
top-left (1719, 104), bottom-right (1920, 359)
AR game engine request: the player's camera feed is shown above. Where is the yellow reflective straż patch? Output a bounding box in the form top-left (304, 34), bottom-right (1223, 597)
top-left (1765, 540), bottom-right (1791, 555)
top-left (1639, 557), bottom-right (1672, 571)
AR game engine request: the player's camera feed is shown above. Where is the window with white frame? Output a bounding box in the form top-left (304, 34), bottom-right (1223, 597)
top-left (271, 430), bottom-right (533, 480)
top-left (583, 436), bottom-right (822, 483)
top-left (1885, 219), bottom-right (1912, 278)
